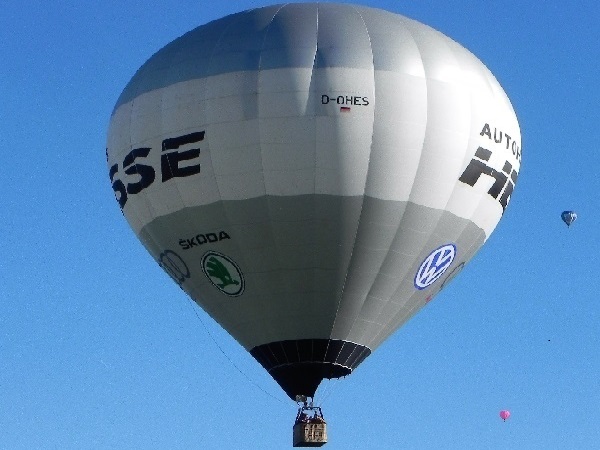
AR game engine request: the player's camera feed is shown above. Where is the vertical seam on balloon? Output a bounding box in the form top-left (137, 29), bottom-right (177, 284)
top-left (161, 70), bottom-right (201, 247)
top-left (359, 21), bottom-right (429, 350)
top-left (311, 4), bottom-right (319, 196)
top-left (341, 17), bottom-right (413, 348)
top-left (309, 4), bottom-right (320, 364)
top-left (323, 5), bottom-right (376, 369)
top-left (332, 5), bottom-right (378, 360)
top-left (424, 41), bottom-right (494, 258)
top-left (377, 22), bottom-right (431, 339)
top-left (122, 69), bottom-right (160, 236)
top-left (124, 95), bottom-right (170, 253)
top-left (122, 98), bottom-right (139, 227)
top-left (367, 35), bottom-right (477, 350)
top-left (453, 41), bottom-right (522, 238)
top-left (306, 3), bottom-right (326, 372)
top-left (363, 25), bottom-right (441, 350)
top-left (258, 4), bottom-right (289, 359)
top-left (139, 21), bottom-right (233, 303)
top-left (194, 12), bottom-right (252, 340)
top-left (312, 3), bottom-right (320, 360)
top-left (404, 27), bottom-right (431, 210)
top-left (430, 42), bottom-right (496, 248)
top-left (150, 40), bottom-right (187, 222)
top-left (140, 33), bottom-right (214, 256)
top-left (457, 53), bottom-right (515, 242)
top-left (315, 3), bottom-right (340, 371)
top-left (203, 11), bottom-right (242, 206)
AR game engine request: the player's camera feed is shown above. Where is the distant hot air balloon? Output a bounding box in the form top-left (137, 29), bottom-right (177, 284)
top-left (499, 410), bottom-right (511, 421)
top-left (106, 3), bottom-right (522, 404)
top-left (561, 210), bottom-right (577, 227)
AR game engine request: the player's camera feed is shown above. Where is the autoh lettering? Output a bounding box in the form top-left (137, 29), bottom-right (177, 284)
top-left (459, 137), bottom-right (519, 213)
top-left (479, 122), bottom-right (521, 163)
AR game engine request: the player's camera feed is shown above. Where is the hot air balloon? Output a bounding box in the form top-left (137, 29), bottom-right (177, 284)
top-left (499, 410), bottom-right (511, 421)
top-left (561, 210), bottom-right (577, 227)
top-left (106, 2), bottom-right (521, 420)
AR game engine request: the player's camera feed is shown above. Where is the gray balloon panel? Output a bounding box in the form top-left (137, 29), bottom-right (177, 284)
top-left (138, 195), bottom-right (484, 357)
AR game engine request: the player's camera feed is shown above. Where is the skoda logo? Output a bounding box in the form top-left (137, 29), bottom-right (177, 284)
top-left (414, 244), bottom-right (457, 290)
top-left (201, 251), bottom-right (244, 297)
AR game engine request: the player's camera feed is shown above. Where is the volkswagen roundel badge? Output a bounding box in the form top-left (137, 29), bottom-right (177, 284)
top-left (414, 244), bottom-right (457, 290)
top-left (201, 251), bottom-right (245, 297)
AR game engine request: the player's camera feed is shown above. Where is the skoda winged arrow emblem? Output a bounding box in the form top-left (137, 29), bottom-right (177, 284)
top-left (201, 251), bottom-right (245, 296)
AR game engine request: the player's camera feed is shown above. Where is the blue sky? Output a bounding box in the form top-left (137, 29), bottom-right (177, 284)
top-left (1, 1), bottom-right (599, 449)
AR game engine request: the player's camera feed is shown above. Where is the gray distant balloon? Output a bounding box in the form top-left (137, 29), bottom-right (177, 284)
top-left (107, 3), bottom-right (522, 399)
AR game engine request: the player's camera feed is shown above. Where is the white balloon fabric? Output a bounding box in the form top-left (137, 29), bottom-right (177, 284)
top-left (106, 3), bottom-right (521, 399)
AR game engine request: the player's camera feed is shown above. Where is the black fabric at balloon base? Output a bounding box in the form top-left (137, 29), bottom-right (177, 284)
top-left (250, 339), bottom-right (371, 399)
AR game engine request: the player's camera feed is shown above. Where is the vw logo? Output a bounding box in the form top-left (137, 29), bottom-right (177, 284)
top-left (414, 244), bottom-right (457, 290)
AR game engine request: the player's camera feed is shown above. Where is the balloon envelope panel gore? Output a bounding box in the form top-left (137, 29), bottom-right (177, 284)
top-left (106, 2), bottom-right (522, 398)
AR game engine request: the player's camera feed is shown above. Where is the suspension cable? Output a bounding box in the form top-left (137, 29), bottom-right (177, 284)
top-left (184, 296), bottom-right (292, 407)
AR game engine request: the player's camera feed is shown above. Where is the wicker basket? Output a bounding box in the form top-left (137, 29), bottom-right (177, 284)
top-left (293, 422), bottom-right (327, 447)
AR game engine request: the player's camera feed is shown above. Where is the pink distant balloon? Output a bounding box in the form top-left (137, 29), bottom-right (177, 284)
top-left (499, 410), bottom-right (511, 421)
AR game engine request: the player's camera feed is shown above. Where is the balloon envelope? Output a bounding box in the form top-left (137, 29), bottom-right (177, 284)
top-left (499, 410), bottom-right (511, 421)
top-left (561, 210), bottom-right (577, 226)
top-left (106, 3), bottom-right (521, 399)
